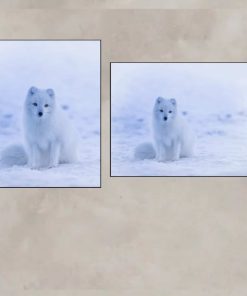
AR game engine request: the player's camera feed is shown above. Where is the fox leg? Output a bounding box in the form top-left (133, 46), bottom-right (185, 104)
top-left (156, 143), bottom-right (167, 162)
top-left (29, 143), bottom-right (41, 169)
top-left (170, 141), bottom-right (181, 161)
top-left (49, 141), bottom-right (60, 168)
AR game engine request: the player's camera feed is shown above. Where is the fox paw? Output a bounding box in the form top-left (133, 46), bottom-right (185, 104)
top-left (48, 163), bottom-right (58, 169)
top-left (156, 157), bottom-right (166, 163)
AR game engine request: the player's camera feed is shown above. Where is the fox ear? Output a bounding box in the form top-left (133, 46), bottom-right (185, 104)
top-left (156, 97), bottom-right (164, 104)
top-left (29, 86), bottom-right (38, 95)
top-left (170, 98), bottom-right (176, 105)
top-left (47, 88), bottom-right (55, 98)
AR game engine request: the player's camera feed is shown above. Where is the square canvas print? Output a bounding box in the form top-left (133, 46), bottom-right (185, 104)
top-left (0, 40), bottom-right (101, 187)
top-left (111, 62), bottom-right (247, 176)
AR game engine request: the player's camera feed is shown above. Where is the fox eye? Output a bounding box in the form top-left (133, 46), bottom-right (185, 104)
top-left (160, 109), bottom-right (163, 112)
top-left (44, 104), bottom-right (49, 107)
top-left (168, 110), bottom-right (172, 113)
top-left (33, 102), bottom-right (37, 106)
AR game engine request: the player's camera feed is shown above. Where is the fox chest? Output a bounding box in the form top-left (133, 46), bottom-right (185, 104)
top-left (36, 137), bottom-right (52, 150)
top-left (157, 131), bottom-right (179, 147)
top-left (28, 128), bottom-right (57, 150)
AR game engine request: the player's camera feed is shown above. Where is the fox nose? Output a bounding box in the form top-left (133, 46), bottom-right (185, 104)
top-left (164, 116), bottom-right (168, 121)
top-left (38, 112), bottom-right (43, 117)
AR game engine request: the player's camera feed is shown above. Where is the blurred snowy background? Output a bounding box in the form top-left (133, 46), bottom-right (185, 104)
top-left (111, 63), bottom-right (247, 176)
top-left (0, 41), bottom-right (100, 187)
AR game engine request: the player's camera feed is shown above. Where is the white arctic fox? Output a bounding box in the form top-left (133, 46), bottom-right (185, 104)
top-left (134, 97), bottom-right (195, 162)
top-left (1, 86), bottom-right (78, 169)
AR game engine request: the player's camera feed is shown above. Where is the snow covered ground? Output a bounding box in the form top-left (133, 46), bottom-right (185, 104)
top-left (111, 63), bottom-right (247, 176)
top-left (0, 41), bottom-right (100, 187)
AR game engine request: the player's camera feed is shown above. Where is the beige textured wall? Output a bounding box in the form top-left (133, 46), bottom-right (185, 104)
top-left (0, 0), bottom-right (247, 8)
top-left (0, 3), bottom-right (247, 296)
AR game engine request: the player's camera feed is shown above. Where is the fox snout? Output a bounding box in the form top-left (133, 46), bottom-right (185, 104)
top-left (164, 116), bottom-right (168, 121)
top-left (38, 111), bottom-right (43, 117)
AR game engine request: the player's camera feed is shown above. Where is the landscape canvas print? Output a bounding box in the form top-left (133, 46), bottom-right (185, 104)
top-left (0, 40), bottom-right (101, 187)
top-left (111, 62), bottom-right (247, 176)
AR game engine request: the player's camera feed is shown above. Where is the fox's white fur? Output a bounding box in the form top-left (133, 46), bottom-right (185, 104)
top-left (1, 86), bottom-right (78, 169)
top-left (134, 97), bottom-right (195, 162)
